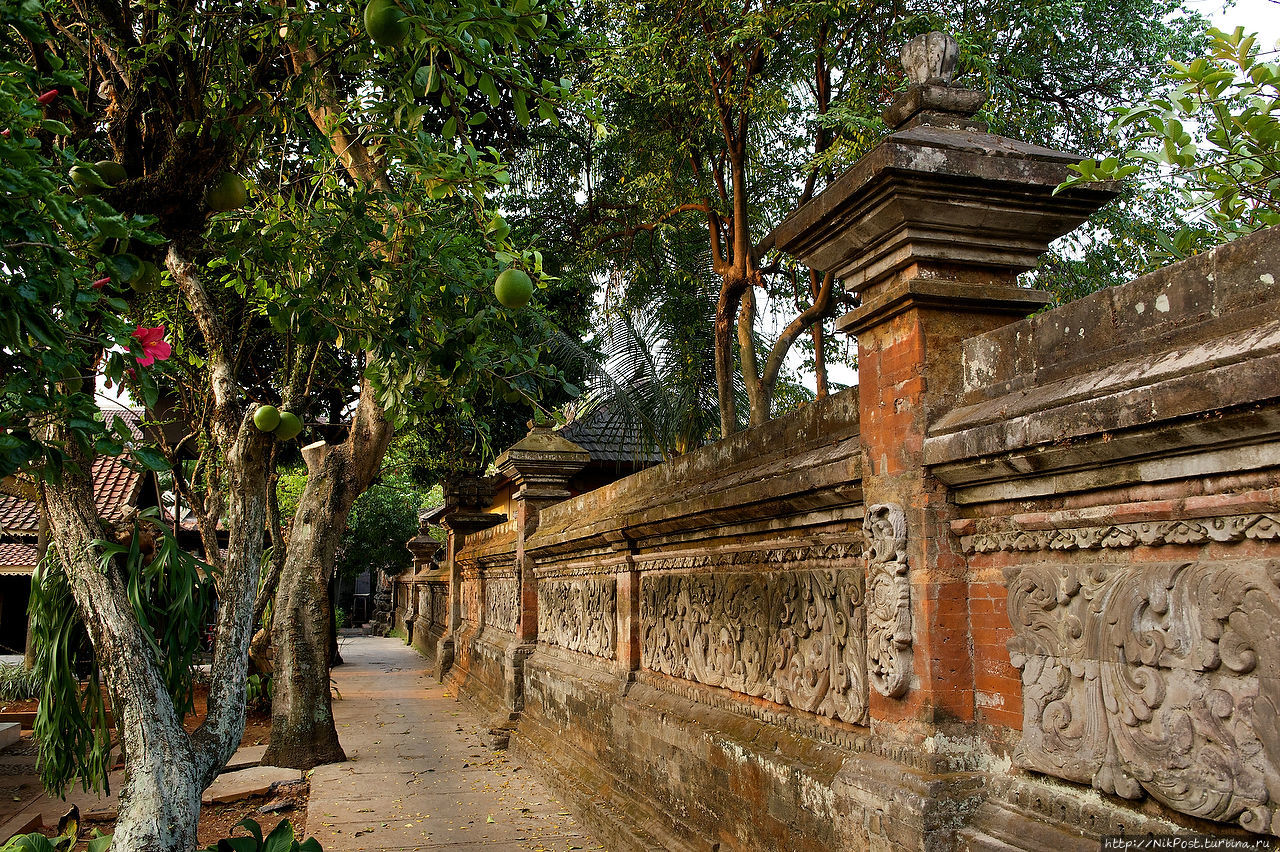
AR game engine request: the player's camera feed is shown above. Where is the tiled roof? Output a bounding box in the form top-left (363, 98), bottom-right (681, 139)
top-left (557, 405), bottom-right (663, 465)
top-left (0, 541), bottom-right (38, 574)
top-left (0, 408), bottom-right (147, 533)
top-left (0, 493), bottom-right (39, 534)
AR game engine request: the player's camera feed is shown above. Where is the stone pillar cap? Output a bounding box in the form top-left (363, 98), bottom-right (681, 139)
top-left (495, 424), bottom-right (590, 481)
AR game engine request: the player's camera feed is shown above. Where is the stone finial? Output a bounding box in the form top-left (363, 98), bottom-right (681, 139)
top-left (901, 32), bottom-right (958, 86)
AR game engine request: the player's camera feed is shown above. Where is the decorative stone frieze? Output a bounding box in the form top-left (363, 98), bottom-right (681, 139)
top-left (640, 568), bottom-right (868, 725)
top-left (537, 577), bottom-right (616, 659)
top-left (864, 504), bottom-right (912, 698)
top-left (963, 512), bottom-right (1280, 554)
top-left (1005, 559), bottom-right (1280, 834)
top-left (485, 576), bottom-right (519, 635)
top-left (636, 541), bottom-right (861, 574)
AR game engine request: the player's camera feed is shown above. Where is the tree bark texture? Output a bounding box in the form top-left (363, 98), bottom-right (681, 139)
top-left (40, 439), bottom-right (205, 852)
top-left (263, 379), bottom-right (392, 768)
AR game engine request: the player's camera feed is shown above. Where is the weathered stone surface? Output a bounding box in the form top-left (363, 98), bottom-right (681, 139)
top-left (864, 503), bottom-right (911, 699)
top-left (1006, 559), bottom-right (1280, 834)
top-left (202, 766), bottom-right (303, 804)
top-left (537, 576), bottom-right (615, 659)
top-left (641, 567), bottom-right (868, 724)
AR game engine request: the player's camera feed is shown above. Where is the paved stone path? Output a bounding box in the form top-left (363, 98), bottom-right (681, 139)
top-left (306, 637), bottom-right (605, 852)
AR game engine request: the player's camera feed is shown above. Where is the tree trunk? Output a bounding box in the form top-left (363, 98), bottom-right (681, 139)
top-left (264, 386), bottom-right (392, 769)
top-left (40, 439), bottom-right (204, 852)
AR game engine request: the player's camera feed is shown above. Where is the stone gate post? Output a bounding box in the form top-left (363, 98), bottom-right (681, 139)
top-left (772, 30), bottom-right (1118, 838)
top-left (495, 425), bottom-right (589, 700)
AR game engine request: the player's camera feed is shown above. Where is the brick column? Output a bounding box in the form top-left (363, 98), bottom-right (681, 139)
top-left (435, 474), bottom-right (502, 680)
top-left (496, 425), bottom-right (590, 644)
top-left (772, 32), bottom-right (1117, 738)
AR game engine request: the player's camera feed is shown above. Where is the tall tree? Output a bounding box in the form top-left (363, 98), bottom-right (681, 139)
top-left (581, 0), bottom-right (1203, 434)
top-left (14, 0), bottom-right (581, 846)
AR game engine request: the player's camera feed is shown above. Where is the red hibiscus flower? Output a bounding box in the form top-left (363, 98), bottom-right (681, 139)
top-left (132, 325), bottom-right (172, 367)
top-left (37, 90), bottom-right (58, 105)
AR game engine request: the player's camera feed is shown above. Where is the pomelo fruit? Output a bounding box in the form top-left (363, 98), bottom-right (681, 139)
top-left (253, 404), bottom-right (281, 432)
top-left (206, 172), bottom-right (248, 211)
top-left (60, 365), bottom-right (84, 394)
top-left (494, 268), bottom-right (533, 309)
top-left (129, 261), bottom-right (159, 293)
top-left (69, 165), bottom-right (109, 193)
top-left (273, 411), bottom-right (303, 441)
top-left (364, 0), bottom-right (410, 46)
top-left (94, 160), bottom-right (127, 185)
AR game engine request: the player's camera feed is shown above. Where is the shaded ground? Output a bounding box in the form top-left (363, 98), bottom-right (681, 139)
top-left (308, 636), bottom-right (605, 852)
top-left (0, 685), bottom-right (296, 848)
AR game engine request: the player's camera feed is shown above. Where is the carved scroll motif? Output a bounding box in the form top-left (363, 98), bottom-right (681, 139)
top-left (641, 569), bottom-right (868, 725)
top-left (865, 503), bottom-right (912, 698)
top-left (537, 577), bottom-right (616, 659)
top-left (1006, 560), bottom-right (1280, 835)
top-left (966, 513), bottom-right (1280, 554)
top-left (484, 576), bottom-right (519, 635)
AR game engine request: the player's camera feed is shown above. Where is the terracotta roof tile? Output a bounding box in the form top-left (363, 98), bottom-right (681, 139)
top-left (0, 541), bottom-right (38, 573)
top-left (0, 408), bottom-right (147, 532)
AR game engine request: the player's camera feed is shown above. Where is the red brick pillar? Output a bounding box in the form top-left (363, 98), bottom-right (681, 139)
top-left (495, 425), bottom-right (590, 644)
top-left (770, 33), bottom-right (1116, 740)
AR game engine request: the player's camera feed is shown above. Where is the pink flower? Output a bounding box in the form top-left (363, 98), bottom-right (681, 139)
top-left (92, 277), bottom-right (110, 289)
top-left (37, 90), bottom-right (58, 105)
top-left (132, 325), bottom-right (172, 367)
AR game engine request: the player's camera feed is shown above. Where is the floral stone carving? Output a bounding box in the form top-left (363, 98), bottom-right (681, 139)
top-left (485, 576), bottom-right (519, 635)
top-left (1005, 559), bottom-right (1280, 834)
top-left (641, 568), bottom-right (868, 725)
top-left (537, 577), bottom-right (616, 659)
top-left (864, 503), bottom-right (912, 698)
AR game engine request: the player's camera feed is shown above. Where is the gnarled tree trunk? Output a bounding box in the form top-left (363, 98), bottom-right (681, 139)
top-left (263, 383), bottom-right (392, 768)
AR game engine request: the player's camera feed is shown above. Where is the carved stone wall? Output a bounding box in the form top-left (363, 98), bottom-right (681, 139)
top-left (537, 577), bottom-right (616, 659)
top-left (864, 504), bottom-right (911, 698)
top-left (641, 567), bottom-right (868, 725)
top-left (431, 585), bottom-right (447, 628)
top-left (484, 575), bottom-right (519, 635)
top-left (461, 574), bottom-right (481, 625)
top-left (1005, 558), bottom-right (1280, 835)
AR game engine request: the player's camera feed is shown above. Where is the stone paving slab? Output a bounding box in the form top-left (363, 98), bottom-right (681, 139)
top-left (203, 766), bottom-right (303, 805)
top-left (227, 744), bottom-right (268, 771)
top-left (307, 637), bottom-right (605, 852)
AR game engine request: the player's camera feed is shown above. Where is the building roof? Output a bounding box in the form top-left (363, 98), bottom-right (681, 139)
top-left (556, 405), bottom-right (663, 465)
top-left (0, 408), bottom-right (148, 536)
top-left (0, 541), bottom-right (38, 574)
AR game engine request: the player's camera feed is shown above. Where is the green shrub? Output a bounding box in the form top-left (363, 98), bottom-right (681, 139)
top-left (0, 663), bottom-right (38, 702)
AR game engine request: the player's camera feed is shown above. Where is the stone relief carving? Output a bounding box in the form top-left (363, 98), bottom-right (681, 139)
top-left (538, 577), bottom-right (616, 659)
top-left (461, 578), bottom-right (481, 625)
top-left (484, 576), bottom-right (519, 635)
top-left (864, 504), bottom-right (912, 698)
top-left (641, 569), bottom-right (868, 725)
top-left (431, 586), bottom-right (448, 628)
top-left (964, 513), bottom-right (1280, 554)
top-left (1006, 559), bottom-right (1280, 835)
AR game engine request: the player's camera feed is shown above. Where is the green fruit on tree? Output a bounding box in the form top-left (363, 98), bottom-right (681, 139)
top-left (494, 268), bottom-right (534, 309)
top-left (206, 173), bottom-right (248, 211)
top-left (69, 165), bottom-right (109, 193)
top-left (129, 261), bottom-right (159, 293)
top-left (364, 0), bottom-right (410, 46)
top-left (273, 411), bottom-right (303, 441)
top-left (253, 404), bottom-right (281, 432)
top-left (94, 160), bottom-right (127, 186)
top-left (60, 365), bottom-right (84, 394)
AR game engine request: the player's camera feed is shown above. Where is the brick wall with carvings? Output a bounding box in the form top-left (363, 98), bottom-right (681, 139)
top-left (421, 32), bottom-right (1280, 851)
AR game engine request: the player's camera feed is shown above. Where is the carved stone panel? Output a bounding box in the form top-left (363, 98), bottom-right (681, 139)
top-left (538, 577), bottom-right (616, 659)
top-left (864, 504), bottom-right (912, 698)
top-left (461, 578), bottom-right (481, 625)
top-left (431, 586), bottom-right (447, 628)
top-left (1006, 559), bottom-right (1280, 835)
top-left (641, 569), bottom-right (868, 725)
top-left (484, 576), bottom-right (519, 635)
